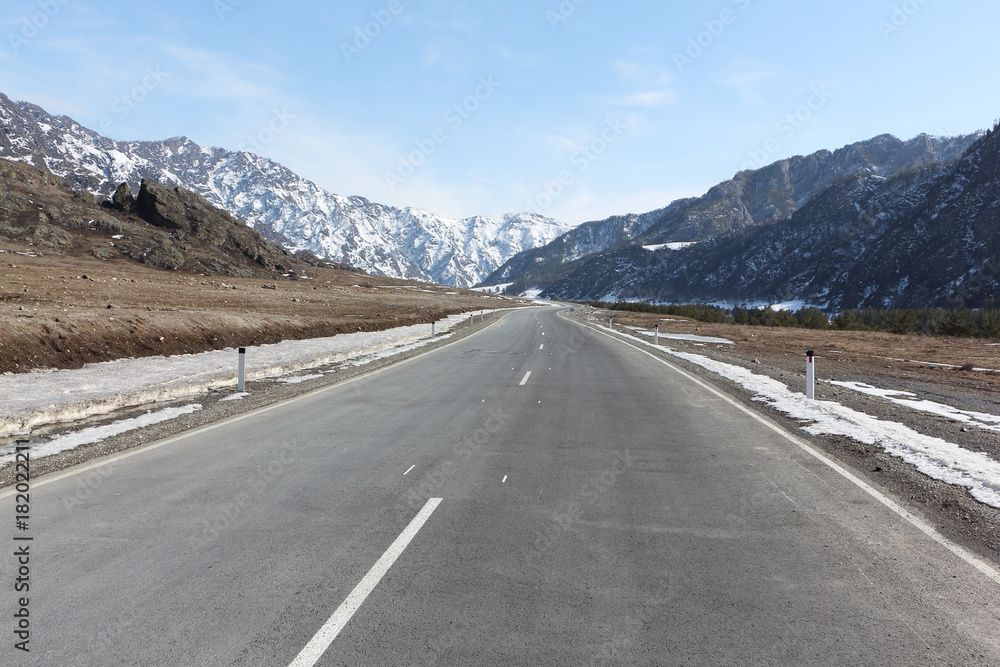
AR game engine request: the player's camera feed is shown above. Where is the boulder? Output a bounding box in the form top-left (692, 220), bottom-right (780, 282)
top-left (111, 182), bottom-right (135, 212)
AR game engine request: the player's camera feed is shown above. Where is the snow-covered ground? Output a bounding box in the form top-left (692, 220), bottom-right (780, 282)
top-left (831, 381), bottom-right (1000, 434)
top-left (0, 312), bottom-right (490, 443)
top-left (642, 242), bottom-right (698, 252)
top-left (598, 324), bottom-right (1000, 509)
top-left (0, 405), bottom-right (202, 466)
top-left (625, 326), bottom-right (734, 345)
top-left (472, 282), bottom-right (513, 293)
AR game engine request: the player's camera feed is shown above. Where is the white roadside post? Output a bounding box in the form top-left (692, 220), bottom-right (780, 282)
top-left (431, 322), bottom-right (435, 339)
top-left (609, 316), bottom-right (613, 329)
top-left (238, 347), bottom-right (246, 392)
top-left (654, 323), bottom-right (659, 346)
top-left (806, 350), bottom-right (815, 399)
top-left (470, 314), bottom-right (474, 326)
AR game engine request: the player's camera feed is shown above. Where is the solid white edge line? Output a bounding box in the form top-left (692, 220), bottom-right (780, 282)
top-left (288, 498), bottom-right (443, 667)
top-left (579, 319), bottom-right (1000, 587)
top-left (519, 371), bottom-right (532, 386)
top-left (0, 310), bottom-right (522, 498)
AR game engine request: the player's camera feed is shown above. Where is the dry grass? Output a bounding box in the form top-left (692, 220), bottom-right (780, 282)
top-left (0, 251), bottom-right (516, 373)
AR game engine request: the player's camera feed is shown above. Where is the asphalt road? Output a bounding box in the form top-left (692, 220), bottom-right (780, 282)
top-left (4, 307), bottom-right (1000, 666)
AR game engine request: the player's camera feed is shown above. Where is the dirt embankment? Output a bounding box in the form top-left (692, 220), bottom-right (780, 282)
top-left (0, 252), bottom-right (514, 373)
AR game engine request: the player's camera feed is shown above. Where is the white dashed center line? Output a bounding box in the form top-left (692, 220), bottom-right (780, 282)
top-left (403, 465), bottom-right (416, 475)
top-left (287, 498), bottom-right (443, 667)
top-left (519, 371), bottom-right (532, 386)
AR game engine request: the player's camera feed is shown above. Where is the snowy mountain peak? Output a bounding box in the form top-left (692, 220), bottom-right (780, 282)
top-left (0, 92), bottom-right (575, 287)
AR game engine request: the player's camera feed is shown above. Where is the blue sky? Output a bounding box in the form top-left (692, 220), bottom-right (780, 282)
top-left (2, 0), bottom-right (999, 225)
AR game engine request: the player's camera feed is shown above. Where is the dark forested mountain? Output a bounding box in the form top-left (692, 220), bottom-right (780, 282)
top-left (485, 133), bottom-right (980, 295)
top-left (542, 126), bottom-right (1000, 310)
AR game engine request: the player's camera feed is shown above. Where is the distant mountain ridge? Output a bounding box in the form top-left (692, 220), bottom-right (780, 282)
top-left (0, 92), bottom-right (574, 287)
top-left (484, 132), bottom-right (981, 294)
top-left (541, 127), bottom-right (1000, 310)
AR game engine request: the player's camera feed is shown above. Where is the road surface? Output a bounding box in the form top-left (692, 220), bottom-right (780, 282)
top-left (4, 307), bottom-right (999, 665)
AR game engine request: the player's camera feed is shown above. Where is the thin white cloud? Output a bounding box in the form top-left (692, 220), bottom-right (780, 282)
top-left (610, 60), bottom-right (677, 109)
top-left (718, 60), bottom-right (782, 103)
top-left (494, 44), bottom-right (539, 68)
top-left (610, 90), bottom-right (677, 109)
top-left (543, 134), bottom-right (579, 151)
top-left (162, 44), bottom-right (282, 102)
top-left (615, 61), bottom-right (674, 87)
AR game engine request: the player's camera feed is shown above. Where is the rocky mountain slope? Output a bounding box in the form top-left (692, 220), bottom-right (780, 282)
top-left (485, 133), bottom-right (980, 293)
top-left (0, 157), bottom-right (309, 278)
top-left (544, 125), bottom-right (1000, 310)
top-left (0, 93), bottom-right (573, 287)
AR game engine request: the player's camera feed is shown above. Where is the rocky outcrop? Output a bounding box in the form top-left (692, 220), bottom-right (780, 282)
top-left (110, 182), bottom-right (135, 213)
top-left (134, 179), bottom-right (293, 274)
top-left (0, 158), bottom-right (302, 278)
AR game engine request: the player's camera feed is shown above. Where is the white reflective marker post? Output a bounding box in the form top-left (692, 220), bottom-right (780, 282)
top-left (431, 322), bottom-right (435, 339)
top-left (238, 347), bottom-right (246, 392)
top-left (806, 350), bottom-right (815, 399)
top-left (654, 323), bottom-right (659, 346)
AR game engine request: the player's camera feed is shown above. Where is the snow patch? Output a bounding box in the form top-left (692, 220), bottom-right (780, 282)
top-left (0, 404), bottom-right (201, 465)
top-left (631, 328), bottom-right (734, 345)
top-left (831, 381), bottom-right (1000, 433)
top-left (642, 242), bottom-right (698, 252)
top-left (275, 374), bottom-right (324, 385)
